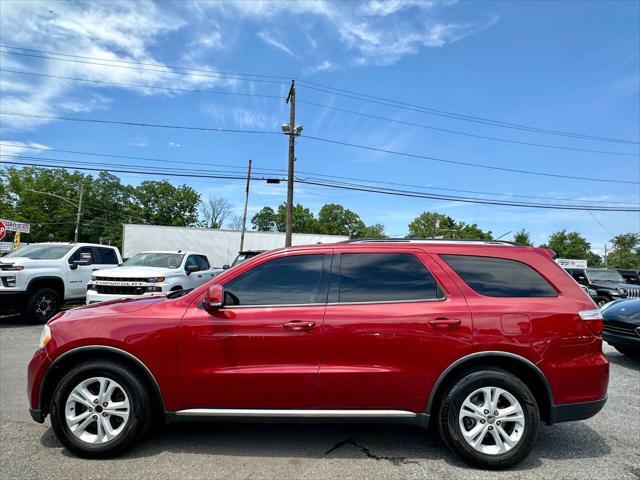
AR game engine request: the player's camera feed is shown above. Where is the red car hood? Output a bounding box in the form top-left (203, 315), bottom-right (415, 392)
top-left (50, 296), bottom-right (163, 323)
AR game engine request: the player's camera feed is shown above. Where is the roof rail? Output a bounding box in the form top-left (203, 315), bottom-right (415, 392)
top-left (340, 238), bottom-right (519, 246)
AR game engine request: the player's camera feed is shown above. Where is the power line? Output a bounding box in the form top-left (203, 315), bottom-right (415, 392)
top-left (296, 82), bottom-right (639, 145)
top-left (3, 143), bottom-right (637, 206)
top-left (3, 157), bottom-right (638, 212)
top-left (3, 111), bottom-right (636, 185)
top-left (0, 69), bottom-right (283, 99)
top-left (0, 111), bottom-right (281, 135)
top-left (297, 99), bottom-right (638, 157)
top-left (0, 49), bottom-right (289, 86)
top-left (302, 135), bottom-right (640, 185)
top-left (0, 45), bottom-right (291, 81)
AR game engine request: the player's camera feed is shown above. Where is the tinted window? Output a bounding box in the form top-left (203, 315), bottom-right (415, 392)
top-left (185, 255), bottom-right (199, 270)
top-left (196, 255), bottom-right (210, 270)
top-left (95, 248), bottom-right (119, 265)
top-left (442, 255), bottom-right (557, 297)
top-left (338, 253), bottom-right (442, 303)
top-left (224, 254), bottom-right (326, 306)
top-left (7, 244), bottom-right (73, 259)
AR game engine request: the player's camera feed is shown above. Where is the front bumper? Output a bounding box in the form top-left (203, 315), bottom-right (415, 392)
top-left (0, 291), bottom-right (27, 314)
top-left (86, 289), bottom-right (167, 304)
top-left (603, 331), bottom-right (640, 350)
top-left (549, 396), bottom-right (607, 424)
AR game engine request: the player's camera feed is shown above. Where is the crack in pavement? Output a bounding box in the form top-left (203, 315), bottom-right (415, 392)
top-left (324, 438), bottom-right (418, 466)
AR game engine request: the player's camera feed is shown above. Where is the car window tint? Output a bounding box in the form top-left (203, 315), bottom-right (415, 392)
top-left (68, 247), bottom-right (93, 264)
top-left (224, 254), bottom-right (325, 306)
top-left (338, 253), bottom-right (442, 303)
top-left (442, 254), bottom-right (557, 297)
top-left (185, 255), bottom-right (199, 270)
top-left (197, 255), bottom-right (210, 270)
top-left (97, 248), bottom-right (119, 265)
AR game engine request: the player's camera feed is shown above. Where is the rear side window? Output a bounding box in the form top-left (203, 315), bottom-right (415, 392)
top-left (441, 254), bottom-right (557, 297)
top-left (224, 254), bottom-right (326, 306)
top-left (338, 253), bottom-right (443, 303)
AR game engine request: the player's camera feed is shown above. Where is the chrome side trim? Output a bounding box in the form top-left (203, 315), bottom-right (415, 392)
top-left (43, 345), bottom-right (165, 411)
top-left (174, 409), bottom-right (417, 418)
top-left (425, 350), bottom-right (554, 415)
top-left (219, 298), bottom-right (446, 309)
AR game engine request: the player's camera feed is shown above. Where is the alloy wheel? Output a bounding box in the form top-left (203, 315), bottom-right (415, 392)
top-left (64, 377), bottom-right (130, 444)
top-left (34, 293), bottom-right (57, 322)
top-left (458, 386), bottom-right (525, 455)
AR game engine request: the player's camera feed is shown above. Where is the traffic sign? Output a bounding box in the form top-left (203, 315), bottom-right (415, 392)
top-left (0, 220), bottom-right (6, 241)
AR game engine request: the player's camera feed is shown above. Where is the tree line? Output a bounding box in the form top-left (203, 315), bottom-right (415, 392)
top-left (1, 166), bottom-right (638, 268)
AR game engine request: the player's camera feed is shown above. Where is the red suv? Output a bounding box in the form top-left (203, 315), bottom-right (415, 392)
top-left (27, 240), bottom-right (608, 469)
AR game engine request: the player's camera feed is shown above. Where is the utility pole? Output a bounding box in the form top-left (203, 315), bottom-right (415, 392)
top-left (239, 159), bottom-right (252, 252)
top-left (604, 243), bottom-right (608, 268)
top-left (74, 184), bottom-right (84, 243)
top-left (285, 80), bottom-right (296, 247)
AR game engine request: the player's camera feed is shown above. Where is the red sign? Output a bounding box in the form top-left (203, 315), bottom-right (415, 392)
top-left (0, 220), bottom-right (6, 241)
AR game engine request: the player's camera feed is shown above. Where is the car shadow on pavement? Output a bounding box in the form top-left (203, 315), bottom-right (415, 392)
top-left (39, 420), bottom-right (611, 470)
top-left (606, 350), bottom-right (640, 370)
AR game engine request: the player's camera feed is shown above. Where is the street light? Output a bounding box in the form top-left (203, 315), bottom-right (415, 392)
top-left (26, 186), bottom-right (84, 243)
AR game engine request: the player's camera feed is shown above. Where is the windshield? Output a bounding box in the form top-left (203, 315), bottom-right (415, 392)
top-left (231, 253), bottom-right (250, 267)
top-left (4, 244), bottom-right (73, 260)
top-left (588, 269), bottom-right (624, 282)
top-left (124, 253), bottom-right (184, 269)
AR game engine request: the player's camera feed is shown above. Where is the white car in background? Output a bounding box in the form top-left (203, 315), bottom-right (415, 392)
top-left (86, 251), bottom-right (222, 304)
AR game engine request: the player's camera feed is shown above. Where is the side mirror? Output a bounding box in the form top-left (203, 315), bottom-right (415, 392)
top-left (204, 284), bottom-right (224, 313)
top-left (185, 264), bottom-right (199, 275)
top-left (72, 252), bottom-right (92, 268)
top-left (222, 264), bottom-right (230, 270)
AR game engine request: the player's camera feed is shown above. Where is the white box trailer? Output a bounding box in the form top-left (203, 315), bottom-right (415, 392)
top-left (122, 224), bottom-right (348, 267)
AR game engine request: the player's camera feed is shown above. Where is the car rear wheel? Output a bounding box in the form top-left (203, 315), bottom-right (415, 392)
top-left (437, 369), bottom-right (539, 469)
top-left (50, 360), bottom-right (151, 458)
top-left (25, 288), bottom-right (60, 324)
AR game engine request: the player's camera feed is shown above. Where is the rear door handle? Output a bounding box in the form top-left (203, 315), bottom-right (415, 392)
top-left (283, 320), bottom-right (316, 331)
top-left (429, 318), bottom-right (461, 328)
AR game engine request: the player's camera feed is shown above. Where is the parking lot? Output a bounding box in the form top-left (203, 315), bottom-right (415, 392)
top-left (0, 319), bottom-right (638, 480)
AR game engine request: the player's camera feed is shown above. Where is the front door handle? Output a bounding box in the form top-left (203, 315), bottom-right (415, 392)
top-left (283, 320), bottom-right (316, 331)
top-left (429, 318), bottom-right (461, 328)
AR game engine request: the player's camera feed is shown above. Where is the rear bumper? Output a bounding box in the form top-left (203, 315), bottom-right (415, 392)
top-left (0, 291), bottom-right (27, 314)
top-left (549, 396), bottom-right (607, 424)
top-left (603, 331), bottom-right (640, 350)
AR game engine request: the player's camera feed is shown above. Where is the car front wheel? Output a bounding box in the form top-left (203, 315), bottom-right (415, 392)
top-left (50, 360), bottom-right (151, 458)
top-left (25, 287), bottom-right (60, 324)
top-left (437, 369), bottom-right (539, 469)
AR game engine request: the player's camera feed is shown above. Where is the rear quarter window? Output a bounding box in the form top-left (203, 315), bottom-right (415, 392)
top-left (441, 254), bottom-right (557, 298)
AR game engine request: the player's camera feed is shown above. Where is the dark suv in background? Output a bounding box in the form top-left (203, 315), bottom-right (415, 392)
top-left (566, 268), bottom-right (640, 307)
top-left (617, 269), bottom-right (640, 285)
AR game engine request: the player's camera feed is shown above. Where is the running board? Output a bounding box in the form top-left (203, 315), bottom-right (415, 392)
top-left (168, 409), bottom-right (428, 426)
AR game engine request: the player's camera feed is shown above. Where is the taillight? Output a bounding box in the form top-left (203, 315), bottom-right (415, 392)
top-left (579, 309), bottom-right (603, 336)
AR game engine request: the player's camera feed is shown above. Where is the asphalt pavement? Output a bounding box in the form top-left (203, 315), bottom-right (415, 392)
top-left (1, 319), bottom-right (638, 479)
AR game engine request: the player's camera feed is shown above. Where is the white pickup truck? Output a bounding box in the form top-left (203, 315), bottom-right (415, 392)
top-left (86, 251), bottom-right (222, 304)
top-left (0, 243), bottom-right (122, 323)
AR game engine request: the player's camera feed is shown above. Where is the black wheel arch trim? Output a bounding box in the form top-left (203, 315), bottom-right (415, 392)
top-left (426, 350), bottom-right (555, 420)
top-left (27, 276), bottom-right (65, 297)
top-left (38, 345), bottom-right (165, 417)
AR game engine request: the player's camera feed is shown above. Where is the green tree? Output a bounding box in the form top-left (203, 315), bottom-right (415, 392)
top-left (513, 229), bottom-right (533, 246)
top-left (317, 203), bottom-right (365, 237)
top-left (606, 233), bottom-right (640, 269)
top-left (542, 230), bottom-right (601, 266)
top-left (132, 180), bottom-right (200, 227)
top-left (408, 212), bottom-right (492, 240)
top-left (275, 203), bottom-right (318, 233)
top-left (251, 206), bottom-right (277, 231)
top-left (358, 223), bottom-right (387, 239)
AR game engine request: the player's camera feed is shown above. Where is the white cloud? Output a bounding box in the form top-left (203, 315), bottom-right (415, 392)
top-left (127, 136), bottom-right (148, 147)
top-left (0, 140), bottom-right (50, 161)
top-left (0, 0), bottom-right (233, 131)
top-left (168, 141), bottom-right (182, 148)
top-left (256, 31), bottom-right (298, 59)
top-left (202, 104), bottom-right (281, 130)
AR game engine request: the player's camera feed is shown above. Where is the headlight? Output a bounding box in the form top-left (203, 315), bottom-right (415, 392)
top-left (148, 277), bottom-right (165, 283)
top-left (38, 325), bottom-right (51, 349)
top-left (4, 265), bottom-right (24, 271)
top-left (91, 274), bottom-right (97, 281)
top-left (618, 288), bottom-right (626, 296)
top-left (610, 290), bottom-right (621, 296)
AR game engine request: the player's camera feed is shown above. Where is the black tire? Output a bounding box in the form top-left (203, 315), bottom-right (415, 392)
top-left (595, 296), bottom-right (610, 308)
top-left (437, 369), bottom-right (539, 470)
top-left (50, 360), bottom-right (152, 458)
top-left (24, 287), bottom-right (60, 324)
top-left (614, 345), bottom-right (640, 359)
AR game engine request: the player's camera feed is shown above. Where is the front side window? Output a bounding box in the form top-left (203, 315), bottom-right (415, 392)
top-left (196, 255), bottom-right (210, 271)
top-left (442, 254), bottom-right (557, 298)
top-left (68, 247), bottom-right (94, 265)
top-left (337, 253), bottom-right (443, 303)
top-left (224, 254), bottom-right (326, 306)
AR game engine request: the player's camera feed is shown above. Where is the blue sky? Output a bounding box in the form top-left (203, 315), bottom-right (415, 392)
top-left (1, 0), bottom-right (638, 253)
